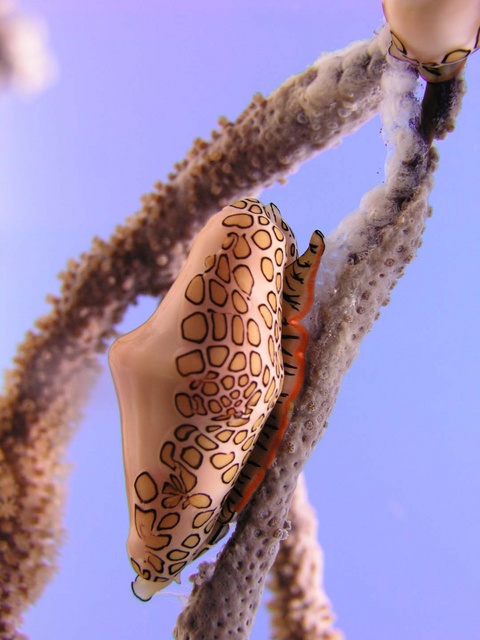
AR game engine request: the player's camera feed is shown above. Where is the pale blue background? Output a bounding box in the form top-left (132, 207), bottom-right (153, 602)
top-left (1, 2), bottom-right (479, 638)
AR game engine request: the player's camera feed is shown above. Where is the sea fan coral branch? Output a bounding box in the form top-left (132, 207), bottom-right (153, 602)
top-left (173, 63), bottom-right (465, 640)
top-left (0, 30), bottom-right (390, 638)
top-left (267, 473), bottom-right (343, 640)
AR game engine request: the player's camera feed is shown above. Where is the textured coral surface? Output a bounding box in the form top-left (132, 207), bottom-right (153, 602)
top-left (268, 474), bottom-right (343, 640)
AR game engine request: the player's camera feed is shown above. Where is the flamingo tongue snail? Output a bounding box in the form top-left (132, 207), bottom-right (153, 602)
top-left (216, 228), bottom-right (325, 526)
top-left (381, 1), bottom-right (480, 142)
top-left (382, 0), bottom-right (480, 83)
top-left (108, 197), bottom-right (324, 601)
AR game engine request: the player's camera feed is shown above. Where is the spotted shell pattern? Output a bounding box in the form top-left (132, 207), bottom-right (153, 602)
top-left (382, 0), bottom-right (480, 82)
top-left (217, 228), bottom-right (324, 523)
top-left (109, 197), bottom-right (324, 601)
top-left (388, 26), bottom-right (480, 82)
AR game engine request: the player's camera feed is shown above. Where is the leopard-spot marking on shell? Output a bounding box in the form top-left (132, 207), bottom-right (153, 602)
top-left (109, 197), bottom-right (324, 601)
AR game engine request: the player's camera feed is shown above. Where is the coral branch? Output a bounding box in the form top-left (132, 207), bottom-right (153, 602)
top-left (267, 473), bottom-right (343, 640)
top-left (0, 29), bottom-right (389, 639)
top-left (173, 64), bottom-right (465, 640)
